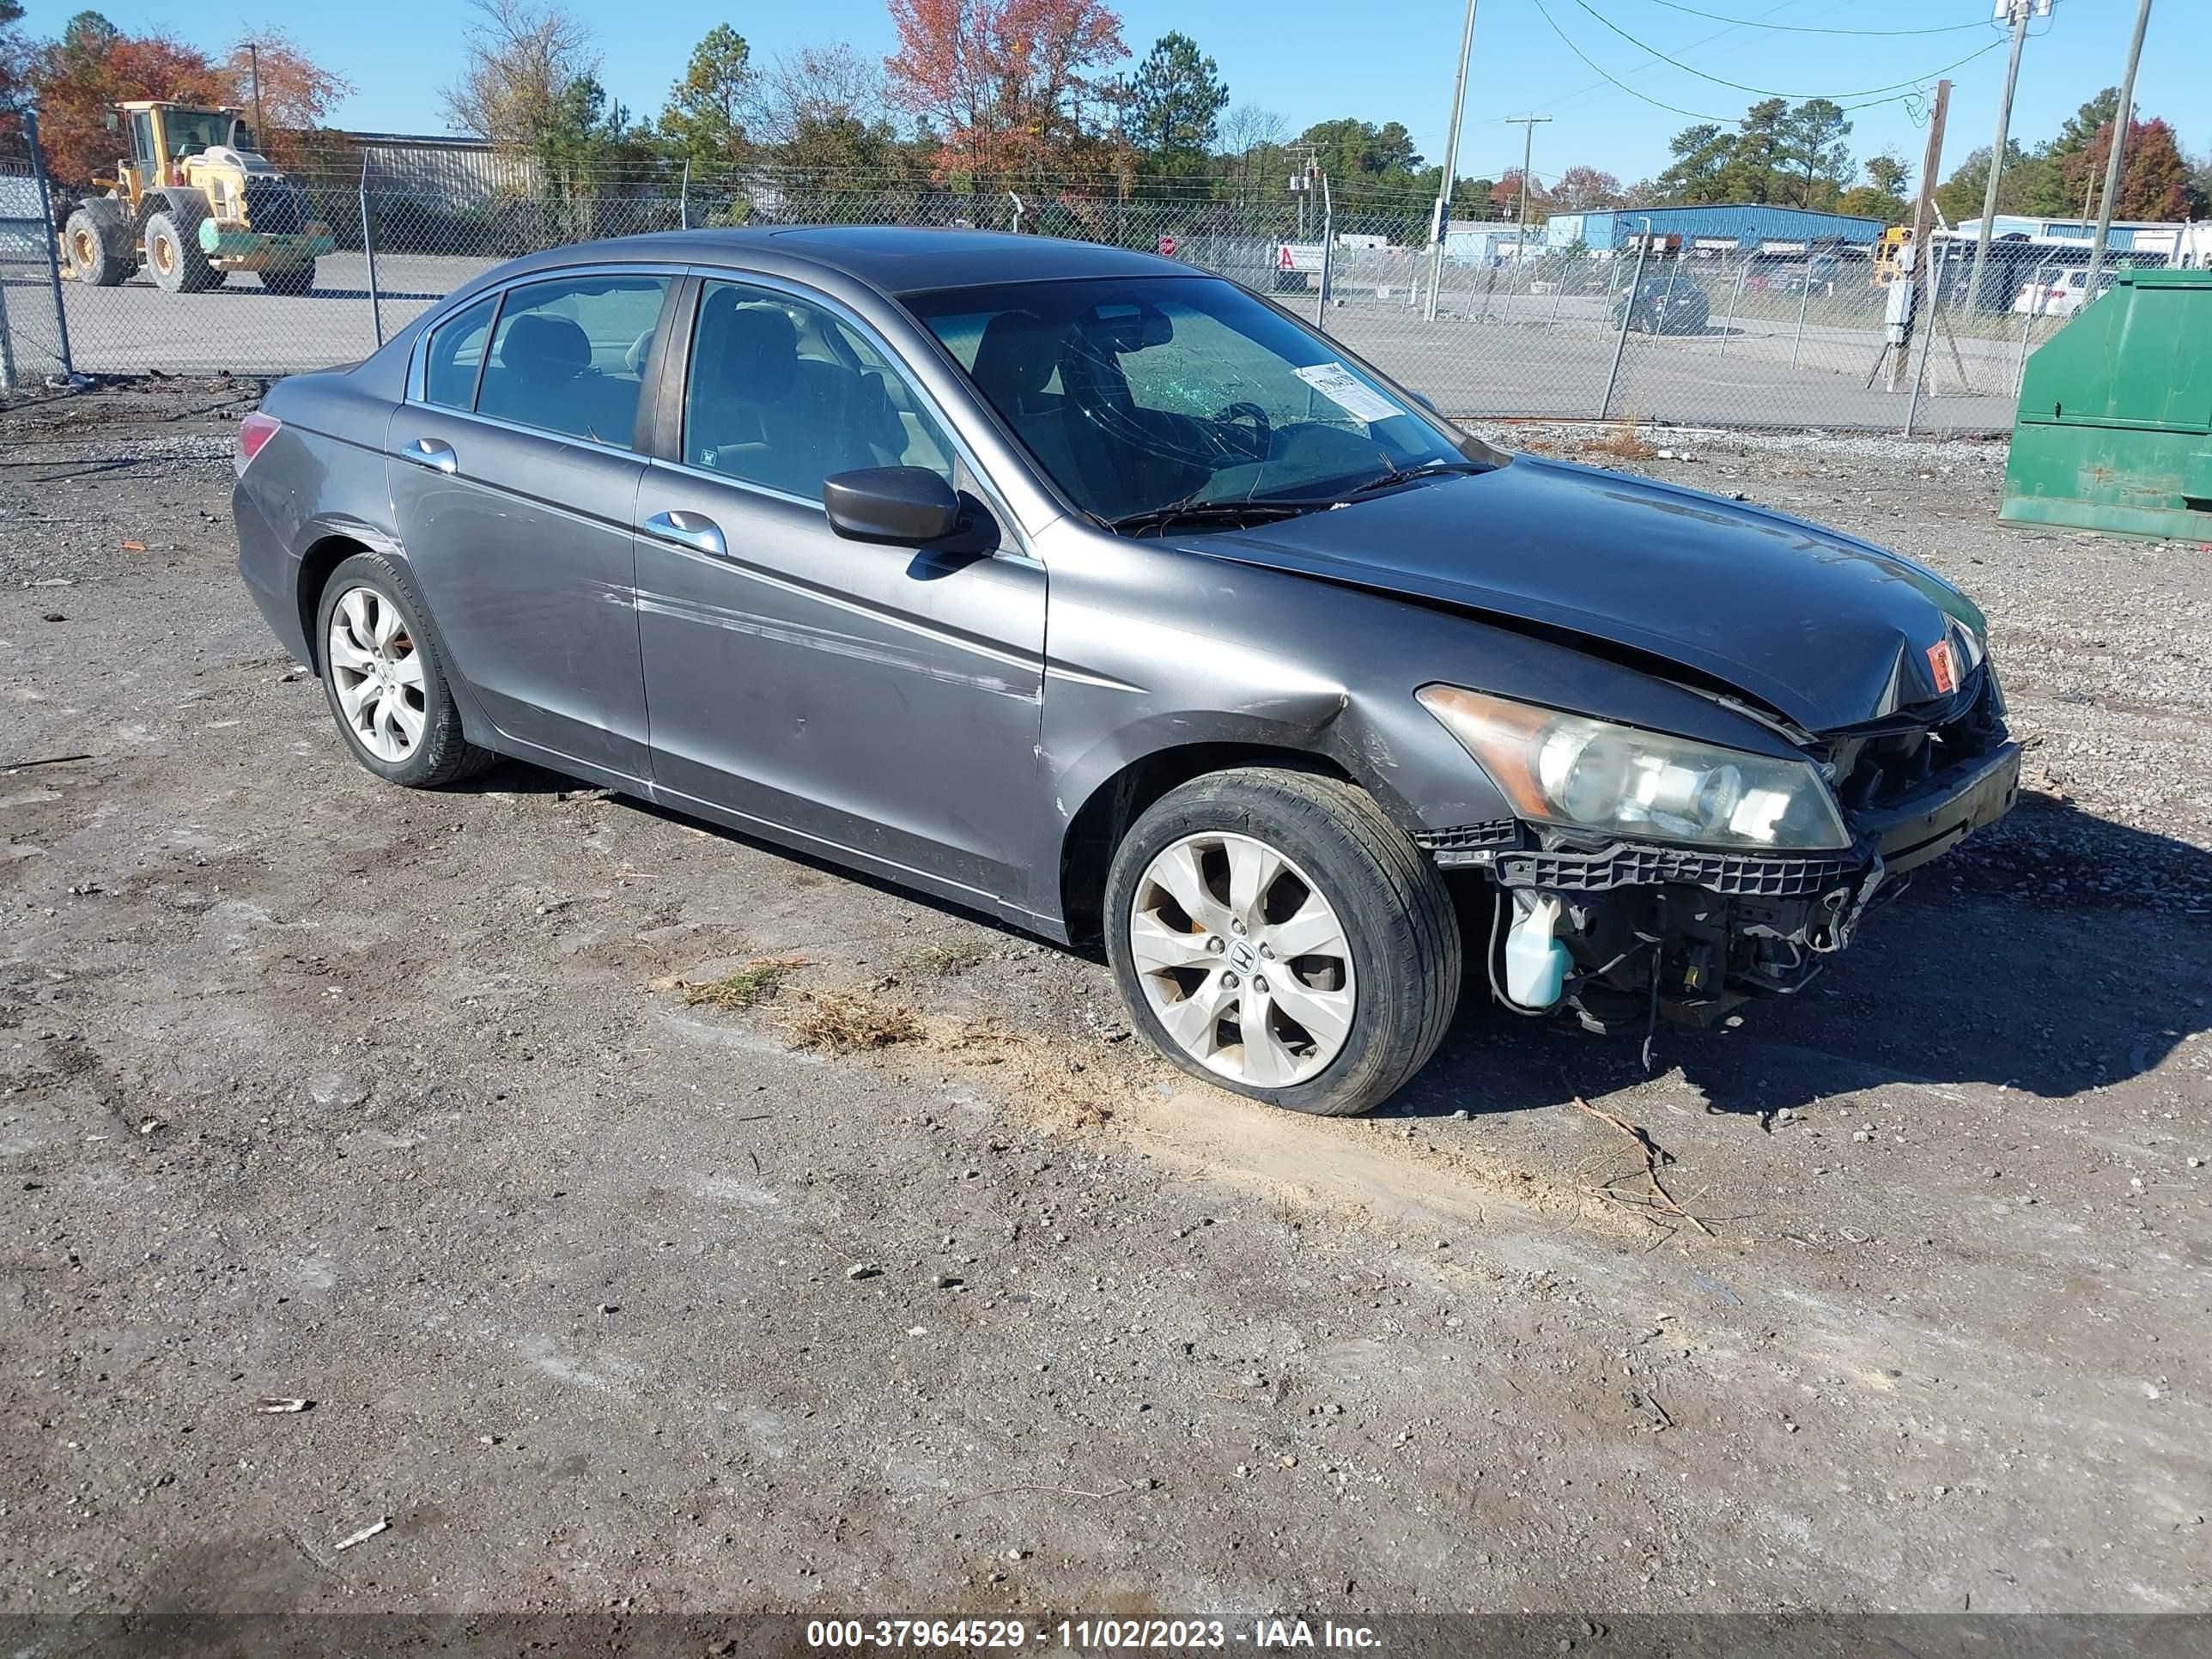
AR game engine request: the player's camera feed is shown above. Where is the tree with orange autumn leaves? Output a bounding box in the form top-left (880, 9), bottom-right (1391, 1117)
top-left (884, 0), bottom-right (1126, 182)
top-left (27, 12), bottom-right (348, 186)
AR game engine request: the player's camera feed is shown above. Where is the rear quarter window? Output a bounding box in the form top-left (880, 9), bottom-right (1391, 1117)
top-left (423, 292), bottom-right (497, 410)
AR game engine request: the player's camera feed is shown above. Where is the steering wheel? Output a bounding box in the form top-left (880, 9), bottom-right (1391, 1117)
top-left (1212, 401), bottom-right (1272, 460)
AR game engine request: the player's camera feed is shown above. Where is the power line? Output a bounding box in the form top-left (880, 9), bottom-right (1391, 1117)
top-left (1491, 0), bottom-right (1820, 132)
top-left (1525, 0), bottom-right (1747, 122)
top-left (1631, 0), bottom-right (1990, 35)
top-left (1524, 0), bottom-right (2007, 124)
top-left (1839, 37), bottom-right (2012, 109)
top-left (1564, 0), bottom-right (2009, 102)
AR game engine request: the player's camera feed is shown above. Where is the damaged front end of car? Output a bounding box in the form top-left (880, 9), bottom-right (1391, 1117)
top-left (1414, 659), bottom-right (2021, 1036)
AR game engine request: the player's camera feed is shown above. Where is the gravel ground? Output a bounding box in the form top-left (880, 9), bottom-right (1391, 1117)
top-left (2, 386), bottom-right (2208, 1621)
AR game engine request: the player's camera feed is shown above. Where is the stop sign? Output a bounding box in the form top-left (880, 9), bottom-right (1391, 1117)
top-left (1158, 234), bottom-right (1178, 258)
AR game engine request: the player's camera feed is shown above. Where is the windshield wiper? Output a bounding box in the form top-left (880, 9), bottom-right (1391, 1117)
top-left (1108, 457), bottom-right (1495, 537)
top-left (1342, 458), bottom-right (1496, 498)
top-left (1108, 499), bottom-right (1330, 538)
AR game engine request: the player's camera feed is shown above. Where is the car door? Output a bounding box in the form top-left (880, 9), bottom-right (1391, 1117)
top-left (386, 269), bottom-right (674, 780)
top-left (632, 272), bottom-right (1047, 906)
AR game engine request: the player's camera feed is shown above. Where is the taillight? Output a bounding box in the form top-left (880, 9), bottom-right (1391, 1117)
top-left (236, 411), bottom-right (281, 474)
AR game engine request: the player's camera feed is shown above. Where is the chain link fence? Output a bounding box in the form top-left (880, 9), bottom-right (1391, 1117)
top-left (0, 141), bottom-right (74, 392)
top-left (9, 153), bottom-right (2131, 434)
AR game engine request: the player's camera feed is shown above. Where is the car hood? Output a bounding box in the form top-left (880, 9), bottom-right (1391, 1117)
top-left (1197, 455), bottom-right (1986, 732)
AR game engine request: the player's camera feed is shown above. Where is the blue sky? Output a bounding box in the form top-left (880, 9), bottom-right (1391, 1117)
top-left (36, 0), bottom-right (2204, 192)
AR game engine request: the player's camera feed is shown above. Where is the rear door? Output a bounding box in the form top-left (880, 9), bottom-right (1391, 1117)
top-left (386, 269), bottom-right (674, 778)
top-left (632, 272), bottom-right (1047, 905)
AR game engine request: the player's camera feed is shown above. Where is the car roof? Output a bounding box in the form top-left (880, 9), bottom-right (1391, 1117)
top-left (486, 226), bottom-right (1193, 298)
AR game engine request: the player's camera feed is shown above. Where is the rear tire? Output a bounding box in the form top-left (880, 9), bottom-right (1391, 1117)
top-left (313, 551), bottom-right (495, 789)
top-left (261, 262), bottom-right (316, 296)
top-left (144, 211), bottom-right (216, 294)
top-left (64, 208), bottom-right (127, 287)
top-left (1104, 768), bottom-right (1462, 1117)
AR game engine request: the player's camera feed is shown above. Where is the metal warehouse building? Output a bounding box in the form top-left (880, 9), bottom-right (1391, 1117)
top-left (1544, 205), bottom-right (1887, 254)
top-left (1949, 214), bottom-right (2197, 260)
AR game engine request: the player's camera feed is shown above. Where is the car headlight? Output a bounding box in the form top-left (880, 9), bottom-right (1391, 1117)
top-left (1417, 685), bottom-right (1851, 853)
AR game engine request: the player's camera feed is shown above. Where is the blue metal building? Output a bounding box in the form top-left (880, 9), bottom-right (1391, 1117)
top-left (1544, 205), bottom-right (1887, 254)
top-left (1950, 215), bottom-right (2190, 257)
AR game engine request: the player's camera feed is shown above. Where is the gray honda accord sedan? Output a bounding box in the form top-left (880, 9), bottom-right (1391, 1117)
top-left (234, 227), bottom-right (2020, 1116)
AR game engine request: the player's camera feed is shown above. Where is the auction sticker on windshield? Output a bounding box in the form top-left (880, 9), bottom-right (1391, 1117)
top-left (1294, 362), bottom-right (1402, 424)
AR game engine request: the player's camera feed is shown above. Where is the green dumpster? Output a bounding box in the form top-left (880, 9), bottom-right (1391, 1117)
top-left (2001, 267), bottom-right (2212, 542)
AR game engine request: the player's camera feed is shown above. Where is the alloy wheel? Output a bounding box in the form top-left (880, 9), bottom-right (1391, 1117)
top-left (1127, 831), bottom-right (1357, 1089)
top-left (326, 586), bottom-right (427, 763)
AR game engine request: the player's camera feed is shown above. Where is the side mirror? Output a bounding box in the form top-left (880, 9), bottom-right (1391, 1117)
top-left (823, 466), bottom-right (963, 547)
top-left (1411, 391), bottom-right (1440, 414)
top-left (105, 111), bottom-right (119, 132)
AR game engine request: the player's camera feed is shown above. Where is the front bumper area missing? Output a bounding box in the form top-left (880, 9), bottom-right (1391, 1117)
top-left (1424, 741), bottom-right (2022, 1031)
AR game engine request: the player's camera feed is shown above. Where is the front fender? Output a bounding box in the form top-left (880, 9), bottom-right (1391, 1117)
top-left (1032, 519), bottom-right (1810, 927)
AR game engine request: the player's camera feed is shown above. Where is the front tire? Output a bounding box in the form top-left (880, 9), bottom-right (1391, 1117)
top-left (261, 262), bottom-right (316, 296)
top-left (314, 552), bottom-right (493, 788)
top-left (64, 209), bottom-right (127, 286)
top-left (144, 211), bottom-right (216, 294)
top-left (1104, 768), bottom-right (1462, 1116)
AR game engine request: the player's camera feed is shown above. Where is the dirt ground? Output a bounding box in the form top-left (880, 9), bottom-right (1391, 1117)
top-left (2, 386), bottom-right (2207, 1620)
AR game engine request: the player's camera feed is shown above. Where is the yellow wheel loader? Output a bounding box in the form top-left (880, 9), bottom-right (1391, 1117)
top-left (60, 101), bottom-right (337, 295)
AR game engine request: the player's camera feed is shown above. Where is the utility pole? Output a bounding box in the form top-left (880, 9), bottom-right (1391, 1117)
top-left (1423, 0), bottom-right (1480, 323)
top-left (247, 41), bottom-right (266, 145)
top-left (1506, 115), bottom-right (1551, 272)
top-left (1289, 140), bottom-right (1318, 240)
top-left (1968, 0), bottom-right (2049, 315)
top-left (2085, 0), bottom-right (2153, 293)
top-left (1893, 78), bottom-right (1952, 392)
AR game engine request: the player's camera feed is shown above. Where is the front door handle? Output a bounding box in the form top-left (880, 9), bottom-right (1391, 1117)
top-left (401, 437), bottom-right (458, 475)
top-left (643, 510), bottom-right (728, 559)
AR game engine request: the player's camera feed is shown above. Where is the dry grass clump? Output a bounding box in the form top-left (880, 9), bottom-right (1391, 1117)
top-left (1584, 422), bottom-right (1657, 462)
top-left (648, 956), bottom-right (810, 1010)
top-left (789, 988), bottom-right (927, 1053)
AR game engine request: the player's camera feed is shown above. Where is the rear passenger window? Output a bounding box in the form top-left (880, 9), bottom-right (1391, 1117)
top-left (684, 279), bottom-right (956, 499)
top-left (422, 293), bottom-right (496, 410)
top-left (472, 274), bottom-right (672, 449)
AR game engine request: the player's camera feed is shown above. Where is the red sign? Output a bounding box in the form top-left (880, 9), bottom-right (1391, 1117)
top-left (1279, 243), bottom-right (1294, 270)
top-left (1158, 234), bottom-right (1178, 258)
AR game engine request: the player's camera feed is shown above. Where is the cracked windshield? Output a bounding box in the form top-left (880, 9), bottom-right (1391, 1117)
top-left (905, 275), bottom-right (1499, 530)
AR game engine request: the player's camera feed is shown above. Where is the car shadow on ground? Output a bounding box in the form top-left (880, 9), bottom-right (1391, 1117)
top-left (465, 756), bottom-right (1055, 945)
top-left (460, 761), bottom-right (2209, 1127)
top-left (1392, 798), bottom-right (2212, 1125)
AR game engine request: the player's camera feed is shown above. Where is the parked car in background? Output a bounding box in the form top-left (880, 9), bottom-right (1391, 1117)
top-left (1761, 268), bottom-right (1833, 298)
top-left (234, 228), bottom-right (2018, 1117)
top-left (1746, 253), bottom-right (1837, 297)
top-left (2012, 267), bottom-right (2117, 318)
top-left (1611, 276), bottom-right (1711, 335)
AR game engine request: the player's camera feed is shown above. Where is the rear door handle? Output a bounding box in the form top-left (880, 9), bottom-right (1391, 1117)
top-left (643, 510), bottom-right (728, 559)
top-left (401, 437), bottom-right (458, 474)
